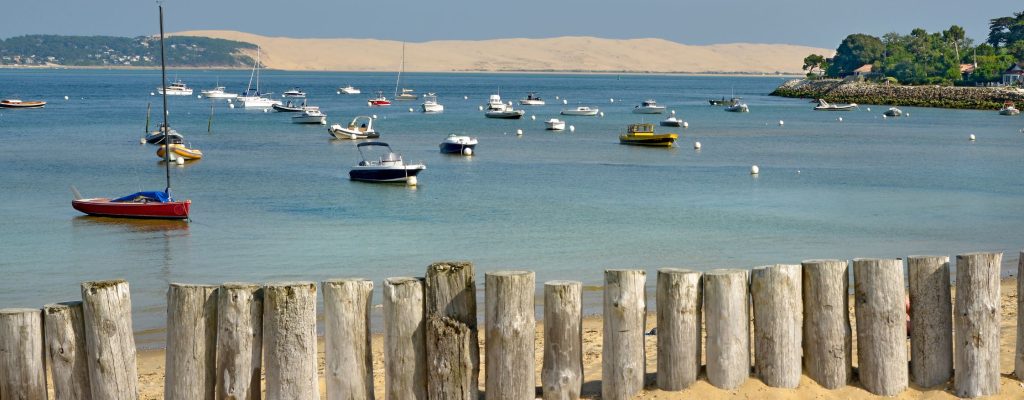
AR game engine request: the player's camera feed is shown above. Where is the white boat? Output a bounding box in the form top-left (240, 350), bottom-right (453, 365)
top-left (439, 134), bottom-right (478, 155)
top-left (660, 115), bottom-right (685, 127)
top-left (519, 92), bottom-right (545, 105)
top-left (349, 142), bottom-right (425, 184)
top-left (200, 86), bottom-right (237, 99)
top-left (883, 107), bottom-right (903, 117)
top-left (421, 93), bottom-right (444, 113)
top-left (158, 80), bottom-right (193, 96)
top-left (282, 88), bottom-right (306, 98)
top-left (544, 118), bottom-right (566, 130)
top-left (486, 94), bottom-right (507, 111)
top-left (485, 107), bottom-right (525, 119)
top-left (392, 43), bottom-right (418, 101)
top-left (725, 102), bottom-right (749, 113)
top-left (814, 99), bottom-right (858, 111)
top-left (328, 115), bottom-right (380, 139)
top-left (632, 100), bottom-right (666, 114)
top-left (561, 106), bottom-right (599, 116)
top-left (338, 85), bottom-right (361, 94)
top-left (292, 108), bottom-right (327, 124)
top-left (237, 47), bottom-right (282, 108)
top-left (999, 101), bottom-right (1020, 116)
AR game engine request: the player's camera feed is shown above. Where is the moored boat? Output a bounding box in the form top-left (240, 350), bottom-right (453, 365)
top-left (272, 100), bottom-right (312, 112)
top-left (368, 91), bottom-right (392, 107)
top-left (282, 87), bottom-right (306, 98)
top-left (883, 107), bottom-right (903, 117)
top-left (329, 115), bottom-right (379, 139)
top-left (485, 108), bottom-right (525, 119)
top-left (999, 101), bottom-right (1020, 116)
top-left (237, 47), bottom-right (281, 108)
top-left (144, 126), bottom-right (184, 144)
top-left (338, 85), bottom-right (361, 94)
top-left (292, 108), bottom-right (327, 124)
top-left (439, 134), bottom-right (477, 155)
top-left (560, 106), bottom-right (599, 116)
top-left (725, 102), bottom-right (749, 113)
top-left (158, 80), bottom-right (193, 96)
top-left (545, 118), bottom-right (566, 130)
top-left (660, 115), bottom-right (685, 127)
top-left (0, 99), bottom-right (46, 108)
top-left (519, 92), bottom-right (545, 105)
top-left (421, 93), bottom-right (444, 113)
top-left (156, 143), bottom-right (204, 160)
top-left (200, 85), bottom-right (237, 99)
top-left (486, 94), bottom-right (508, 111)
top-left (814, 99), bottom-right (858, 111)
top-left (633, 99), bottom-right (666, 114)
top-left (619, 123), bottom-right (678, 147)
top-left (349, 141), bottom-right (425, 184)
top-left (396, 88), bottom-right (418, 101)
top-left (709, 97), bottom-right (739, 106)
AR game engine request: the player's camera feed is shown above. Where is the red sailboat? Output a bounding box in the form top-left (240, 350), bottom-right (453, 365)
top-left (72, 5), bottom-right (191, 220)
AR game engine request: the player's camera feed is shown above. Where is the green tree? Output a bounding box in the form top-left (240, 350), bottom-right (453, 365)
top-left (987, 11), bottom-right (1024, 48)
top-left (826, 34), bottom-right (885, 77)
top-left (802, 54), bottom-right (826, 75)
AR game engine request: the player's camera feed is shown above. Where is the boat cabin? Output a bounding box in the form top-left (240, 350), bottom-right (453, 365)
top-left (627, 123), bottom-right (656, 134)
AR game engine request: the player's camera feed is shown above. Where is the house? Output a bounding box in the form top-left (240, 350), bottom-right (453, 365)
top-left (853, 64), bottom-right (873, 76)
top-left (960, 63), bottom-right (976, 80)
top-left (1004, 62), bottom-right (1024, 86)
top-left (845, 64), bottom-right (881, 81)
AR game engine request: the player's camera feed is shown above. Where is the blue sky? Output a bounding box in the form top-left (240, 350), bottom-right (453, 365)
top-left (1, 0), bottom-right (1021, 49)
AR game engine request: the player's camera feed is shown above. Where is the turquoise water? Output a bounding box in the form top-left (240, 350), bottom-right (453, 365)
top-left (2, 69), bottom-right (1023, 344)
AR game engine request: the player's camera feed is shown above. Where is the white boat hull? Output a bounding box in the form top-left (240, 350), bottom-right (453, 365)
top-left (293, 115), bottom-right (327, 124)
top-left (633, 107), bottom-right (665, 114)
top-left (238, 96), bottom-right (282, 108)
top-left (159, 89), bottom-right (194, 96)
top-left (422, 103), bottom-right (444, 113)
top-left (561, 108), bottom-right (599, 116)
top-left (202, 92), bottom-right (238, 99)
top-left (545, 121), bottom-right (566, 130)
top-left (519, 100), bottom-right (545, 106)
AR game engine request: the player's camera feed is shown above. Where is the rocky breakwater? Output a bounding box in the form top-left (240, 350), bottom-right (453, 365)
top-left (771, 79), bottom-right (1024, 110)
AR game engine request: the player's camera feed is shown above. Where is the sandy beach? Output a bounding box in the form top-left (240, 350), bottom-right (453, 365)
top-left (125, 277), bottom-right (1024, 399)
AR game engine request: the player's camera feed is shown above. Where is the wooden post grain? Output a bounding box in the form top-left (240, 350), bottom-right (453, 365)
top-left (801, 259), bottom-right (851, 389)
top-left (542, 280), bottom-right (582, 400)
top-left (704, 269), bottom-right (750, 390)
top-left (43, 302), bottom-right (91, 400)
top-left (165, 283), bottom-right (218, 400)
top-left (0, 308), bottom-right (47, 400)
top-left (1017, 251), bottom-right (1024, 380)
top-left (907, 256), bottom-right (952, 388)
top-left (655, 269), bottom-right (702, 391)
top-left (954, 252), bottom-right (1002, 398)
top-left (852, 258), bottom-right (908, 396)
top-left (323, 278), bottom-right (375, 400)
top-left (263, 282), bottom-right (319, 400)
top-left (383, 277), bottom-right (426, 400)
top-left (424, 261), bottom-right (478, 399)
top-left (485, 271), bottom-right (536, 400)
top-left (81, 279), bottom-right (138, 400)
top-left (215, 283), bottom-right (263, 400)
top-left (751, 264), bottom-right (802, 388)
top-left (602, 269), bottom-right (647, 400)
top-left (426, 315), bottom-right (474, 400)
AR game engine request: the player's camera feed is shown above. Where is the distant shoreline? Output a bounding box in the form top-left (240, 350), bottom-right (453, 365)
top-left (0, 65), bottom-right (802, 77)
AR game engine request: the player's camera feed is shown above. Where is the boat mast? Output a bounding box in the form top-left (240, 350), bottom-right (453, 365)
top-left (158, 4), bottom-right (171, 194)
top-left (394, 42), bottom-right (404, 98)
top-left (245, 48), bottom-right (257, 95)
top-left (255, 46), bottom-right (261, 95)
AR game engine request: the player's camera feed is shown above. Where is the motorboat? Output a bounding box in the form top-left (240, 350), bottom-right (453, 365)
top-left (72, 5), bottom-right (191, 220)
top-left (368, 91), bottom-right (391, 107)
top-left (237, 47), bottom-right (282, 108)
top-left (349, 141), bottom-right (425, 184)
top-left (619, 123), bottom-right (678, 147)
top-left (633, 100), bottom-right (666, 114)
top-left (560, 106), bottom-right (599, 116)
top-left (292, 108), bottom-right (327, 124)
top-left (545, 118), bottom-right (566, 130)
top-left (486, 94), bottom-right (508, 111)
top-left (329, 115), bottom-right (379, 139)
top-left (157, 142), bottom-right (204, 161)
top-left (144, 126), bottom-right (184, 144)
top-left (883, 107), bottom-right (903, 117)
top-left (200, 86), bottom-right (238, 99)
top-left (282, 88), bottom-right (306, 98)
top-left (421, 93), bottom-right (444, 113)
top-left (814, 99), bottom-right (858, 111)
top-left (158, 80), bottom-right (193, 96)
top-left (519, 92), bottom-right (545, 106)
top-left (272, 100), bottom-right (311, 112)
top-left (485, 107), bottom-right (525, 119)
top-left (439, 134), bottom-right (478, 155)
top-left (999, 101), bottom-right (1020, 116)
top-left (660, 114), bottom-right (685, 127)
top-left (0, 99), bottom-right (46, 108)
top-left (725, 102), bottom-right (749, 113)
top-left (338, 85), bottom-right (361, 94)
top-left (709, 97), bottom-right (739, 106)
top-left (395, 88), bottom-right (418, 101)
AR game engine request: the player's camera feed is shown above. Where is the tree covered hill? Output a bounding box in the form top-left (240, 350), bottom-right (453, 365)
top-left (0, 35), bottom-right (256, 67)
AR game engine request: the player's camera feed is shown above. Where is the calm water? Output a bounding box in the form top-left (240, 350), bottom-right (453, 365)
top-left (2, 69), bottom-right (1023, 345)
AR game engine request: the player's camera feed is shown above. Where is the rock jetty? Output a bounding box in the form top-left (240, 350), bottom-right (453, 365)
top-left (771, 79), bottom-right (1024, 110)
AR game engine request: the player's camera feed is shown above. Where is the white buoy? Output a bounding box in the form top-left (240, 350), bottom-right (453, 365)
top-left (683, 121), bottom-right (689, 128)
top-left (671, 110), bottom-right (676, 115)
top-left (337, 91), bottom-right (341, 95)
top-left (175, 157), bottom-right (185, 165)
top-left (516, 129), bottom-right (523, 136)
top-left (197, 95), bottom-right (202, 99)
top-left (866, 107), bottom-right (871, 112)
top-left (610, 98), bottom-right (615, 103)
top-left (408, 107), bottom-right (414, 112)
top-left (406, 176), bottom-right (418, 186)
top-left (64, 95), bottom-right (69, 100)
top-left (140, 138), bottom-right (146, 144)
top-left (531, 115), bottom-right (536, 121)
top-left (150, 92), bottom-right (155, 96)
top-left (372, 114), bottom-right (378, 119)
top-left (478, 105), bottom-right (484, 111)
top-left (882, 114), bottom-right (887, 119)
top-left (569, 125), bottom-right (575, 132)
top-left (263, 108), bottom-right (269, 113)
top-left (555, 96), bottom-right (560, 100)
top-left (778, 120), bottom-right (784, 126)
top-left (693, 141), bottom-right (702, 150)
top-left (969, 134), bottom-right (976, 141)
top-left (562, 99), bottom-right (568, 105)
top-left (227, 99), bottom-right (232, 103)
top-left (837, 117), bottom-right (843, 122)
top-left (906, 112), bottom-right (910, 117)
top-left (751, 165), bottom-right (760, 175)
top-left (464, 95), bottom-right (468, 100)
top-left (463, 147), bottom-right (473, 156)
top-left (229, 103), bottom-right (235, 109)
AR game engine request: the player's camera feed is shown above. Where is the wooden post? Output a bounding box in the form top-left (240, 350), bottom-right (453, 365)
top-left (263, 282), bottom-right (319, 400)
top-left (907, 256), bottom-right (952, 388)
top-left (801, 259), bottom-right (851, 389)
top-left (704, 269), bottom-right (750, 390)
top-left (852, 258), bottom-right (908, 396)
top-left (542, 280), bottom-right (582, 400)
top-left (602, 269), bottom-right (646, 400)
top-left (485, 271), bottom-right (536, 400)
top-left (323, 279), bottom-right (375, 400)
top-left (383, 277), bottom-right (426, 400)
top-left (751, 264), bottom-right (802, 388)
top-left (424, 261), bottom-right (477, 399)
top-left (81, 279), bottom-right (138, 400)
top-left (655, 269), bottom-right (702, 391)
top-left (954, 252), bottom-right (1002, 398)
top-left (0, 308), bottom-right (47, 400)
top-left (426, 315), bottom-right (474, 400)
top-left (1017, 251), bottom-right (1024, 380)
top-left (215, 283), bottom-right (263, 400)
top-left (165, 283), bottom-right (218, 400)
top-left (43, 302), bottom-right (91, 400)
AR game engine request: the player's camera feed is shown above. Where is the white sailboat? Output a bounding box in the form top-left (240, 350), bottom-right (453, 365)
top-left (237, 47), bottom-right (281, 109)
top-left (393, 43), bottom-right (418, 101)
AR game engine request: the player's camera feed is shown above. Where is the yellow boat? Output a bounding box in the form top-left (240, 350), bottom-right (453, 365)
top-left (619, 123), bottom-right (678, 147)
top-left (156, 143), bottom-right (203, 160)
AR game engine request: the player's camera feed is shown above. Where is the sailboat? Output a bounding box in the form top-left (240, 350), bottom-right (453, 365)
top-left (237, 46), bottom-right (281, 108)
top-left (393, 43), bottom-right (418, 101)
top-left (72, 5), bottom-right (191, 220)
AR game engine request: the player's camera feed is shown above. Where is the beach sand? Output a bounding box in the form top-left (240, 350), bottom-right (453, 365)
top-left (133, 277), bottom-right (1024, 399)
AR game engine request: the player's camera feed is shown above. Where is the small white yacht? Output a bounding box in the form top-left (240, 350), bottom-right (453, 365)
top-left (238, 90), bottom-right (282, 108)
top-left (439, 134), bottom-right (478, 155)
top-left (338, 85), bottom-right (361, 94)
top-left (486, 94), bottom-right (508, 111)
top-left (282, 88), bottom-right (307, 98)
top-left (561, 106), bottom-right (599, 116)
top-left (292, 108), bottom-right (327, 124)
top-left (632, 99), bottom-right (666, 114)
top-left (200, 86), bottom-right (238, 99)
top-left (395, 88), bottom-right (418, 101)
top-left (158, 80), bottom-right (193, 96)
top-left (519, 92), bottom-right (545, 106)
top-left (660, 113), bottom-right (685, 127)
top-left (421, 93), bottom-right (444, 113)
top-left (545, 118), bottom-right (566, 130)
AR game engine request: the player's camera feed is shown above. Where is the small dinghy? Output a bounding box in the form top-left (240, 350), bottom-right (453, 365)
top-left (0, 99), bottom-right (46, 108)
top-left (561, 106), bottom-right (599, 116)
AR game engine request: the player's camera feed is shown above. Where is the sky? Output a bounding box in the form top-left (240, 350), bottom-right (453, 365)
top-left (1, 0), bottom-right (1021, 49)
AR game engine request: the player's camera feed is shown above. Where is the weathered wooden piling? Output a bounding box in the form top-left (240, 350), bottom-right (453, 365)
top-left (907, 256), bottom-right (952, 388)
top-left (215, 283), bottom-right (263, 400)
top-left (81, 279), bottom-right (138, 399)
top-left (0, 308), bottom-right (47, 400)
top-left (485, 271), bottom-right (536, 400)
top-left (43, 302), bottom-right (91, 400)
top-left (424, 261), bottom-right (478, 400)
top-left (323, 278), bottom-right (375, 400)
top-left (383, 277), bottom-right (426, 400)
top-left (602, 269), bottom-right (647, 400)
top-left (801, 259), bottom-right (851, 389)
top-left (1017, 251), bottom-right (1024, 380)
top-left (165, 283), bottom-right (218, 400)
top-left (704, 269), bottom-right (750, 390)
top-left (542, 280), bottom-right (582, 400)
top-left (852, 258), bottom-right (908, 396)
top-left (426, 315), bottom-right (474, 400)
top-left (263, 282), bottom-right (319, 400)
top-left (655, 269), bottom-right (702, 391)
top-left (751, 264), bottom-right (802, 388)
top-left (954, 252), bottom-right (1002, 398)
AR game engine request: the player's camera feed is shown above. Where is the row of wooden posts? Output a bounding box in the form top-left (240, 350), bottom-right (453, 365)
top-left (0, 252), bottom-right (1018, 399)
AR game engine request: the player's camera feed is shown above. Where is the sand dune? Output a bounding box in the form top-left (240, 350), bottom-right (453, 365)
top-left (173, 30), bottom-right (832, 74)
